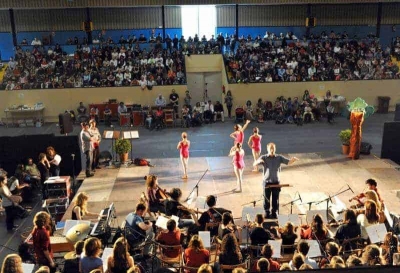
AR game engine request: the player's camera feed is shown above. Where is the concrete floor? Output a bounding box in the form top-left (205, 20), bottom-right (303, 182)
top-left (0, 113), bottom-right (397, 265)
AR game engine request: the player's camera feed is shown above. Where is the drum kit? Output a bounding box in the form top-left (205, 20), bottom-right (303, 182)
top-left (63, 223), bottom-right (91, 260)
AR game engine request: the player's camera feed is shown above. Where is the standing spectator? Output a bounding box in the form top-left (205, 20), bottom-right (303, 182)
top-left (80, 123), bottom-right (95, 177)
top-left (77, 102), bottom-right (89, 123)
top-left (46, 147), bottom-right (61, 177)
top-left (31, 212), bottom-right (56, 272)
top-left (89, 120), bottom-right (101, 171)
top-left (169, 89), bottom-right (180, 118)
top-left (184, 90), bottom-right (192, 109)
top-left (224, 90), bottom-right (234, 118)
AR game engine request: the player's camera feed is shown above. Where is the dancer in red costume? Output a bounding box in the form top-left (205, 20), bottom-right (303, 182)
top-left (230, 120), bottom-right (251, 145)
top-left (248, 127), bottom-right (262, 172)
top-left (229, 143), bottom-right (245, 192)
top-left (177, 132), bottom-right (190, 179)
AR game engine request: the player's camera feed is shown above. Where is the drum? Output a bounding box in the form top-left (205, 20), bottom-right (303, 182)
top-left (120, 113), bottom-right (130, 126)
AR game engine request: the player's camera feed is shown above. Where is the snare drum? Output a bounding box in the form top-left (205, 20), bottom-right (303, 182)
top-left (132, 111), bottom-right (142, 126)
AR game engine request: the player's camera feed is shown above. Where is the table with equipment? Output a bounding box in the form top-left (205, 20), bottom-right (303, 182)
top-left (4, 106), bottom-right (45, 128)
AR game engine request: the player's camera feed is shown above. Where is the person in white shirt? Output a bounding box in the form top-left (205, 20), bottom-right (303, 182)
top-left (46, 146), bottom-right (62, 176)
top-left (118, 102), bottom-right (128, 116)
top-left (116, 70), bottom-right (124, 81)
top-left (166, 57), bottom-right (173, 69)
top-left (83, 44), bottom-right (90, 53)
top-left (155, 94), bottom-right (166, 107)
top-left (203, 100), bottom-right (214, 122)
top-left (31, 37), bottom-right (42, 46)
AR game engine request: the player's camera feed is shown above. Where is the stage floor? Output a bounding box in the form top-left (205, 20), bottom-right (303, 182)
top-left (77, 152), bottom-right (400, 226)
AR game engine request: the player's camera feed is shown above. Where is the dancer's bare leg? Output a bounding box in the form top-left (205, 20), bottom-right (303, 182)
top-left (233, 166), bottom-right (241, 192)
top-left (181, 156), bottom-right (188, 179)
top-left (252, 150), bottom-right (260, 171)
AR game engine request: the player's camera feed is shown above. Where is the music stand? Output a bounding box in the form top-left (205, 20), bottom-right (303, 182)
top-left (122, 130), bottom-right (139, 163)
top-left (103, 130), bottom-right (120, 163)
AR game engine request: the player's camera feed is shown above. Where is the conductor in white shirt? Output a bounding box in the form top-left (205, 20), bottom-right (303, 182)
top-left (155, 94), bottom-right (166, 107)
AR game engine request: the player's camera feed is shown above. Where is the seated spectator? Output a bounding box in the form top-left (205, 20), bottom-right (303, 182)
top-left (8, 176), bottom-right (31, 202)
top-left (77, 102), bottom-right (89, 123)
top-left (380, 232), bottom-right (398, 265)
top-left (245, 100), bottom-right (254, 120)
top-left (346, 255), bottom-right (364, 267)
top-left (117, 102), bottom-right (127, 117)
top-left (184, 235), bottom-right (210, 269)
top-left (203, 100), bottom-right (214, 122)
top-left (31, 37), bottom-right (42, 46)
top-left (291, 253), bottom-right (305, 270)
top-left (182, 105), bottom-right (191, 128)
top-left (24, 158), bottom-right (41, 186)
top-left (294, 109), bottom-right (303, 126)
top-left (303, 103), bottom-right (314, 123)
top-left (1, 254), bottom-right (24, 273)
top-left (260, 244), bottom-right (280, 271)
top-left (275, 110), bottom-right (285, 124)
top-left (214, 101), bottom-right (224, 122)
top-left (154, 107), bottom-right (164, 130)
top-left (257, 258), bottom-right (269, 273)
top-left (362, 244), bottom-right (383, 266)
top-left (156, 219), bottom-right (181, 258)
top-left (155, 94), bottom-right (166, 107)
top-left (80, 238), bottom-right (103, 273)
top-left (320, 242), bottom-right (340, 267)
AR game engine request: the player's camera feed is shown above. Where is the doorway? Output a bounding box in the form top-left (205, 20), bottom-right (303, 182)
top-left (186, 72), bottom-right (222, 105)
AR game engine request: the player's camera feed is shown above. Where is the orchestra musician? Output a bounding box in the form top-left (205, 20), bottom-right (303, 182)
top-left (31, 211), bottom-right (56, 272)
top-left (349, 179), bottom-right (383, 208)
top-left (253, 142), bottom-right (299, 219)
top-left (164, 188), bottom-right (198, 228)
top-left (276, 222), bottom-right (297, 253)
top-left (72, 192), bottom-right (102, 221)
top-left (334, 209), bottom-right (361, 252)
top-left (249, 214), bottom-right (274, 246)
top-left (89, 120), bottom-right (102, 171)
top-left (198, 195), bottom-right (231, 236)
top-left (156, 219), bottom-right (181, 258)
top-left (218, 212), bottom-right (242, 243)
top-left (300, 213), bottom-right (333, 241)
top-left (145, 175), bottom-right (166, 214)
top-left (357, 200), bottom-right (380, 240)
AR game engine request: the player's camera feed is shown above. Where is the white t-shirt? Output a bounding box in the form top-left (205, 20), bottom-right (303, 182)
top-left (51, 154), bottom-right (62, 166)
top-left (0, 185), bottom-right (12, 207)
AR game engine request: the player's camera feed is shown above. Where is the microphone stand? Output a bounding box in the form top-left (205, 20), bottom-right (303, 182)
top-left (315, 186), bottom-right (353, 223)
top-left (282, 196), bottom-right (302, 214)
top-left (184, 169), bottom-right (208, 202)
top-left (71, 153), bottom-right (77, 195)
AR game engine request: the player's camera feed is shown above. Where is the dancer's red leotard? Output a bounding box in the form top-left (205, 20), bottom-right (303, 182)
top-left (180, 142), bottom-right (190, 158)
top-left (235, 131), bottom-right (244, 144)
top-left (233, 151), bottom-right (245, 169)
top-left (251, 135), bottom-right (262, 152)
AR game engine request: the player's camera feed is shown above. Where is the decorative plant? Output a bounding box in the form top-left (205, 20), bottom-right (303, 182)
top-left (114, 139), bottom-right (131, 155)
top-left (339, 129), bottom-right (352, 145)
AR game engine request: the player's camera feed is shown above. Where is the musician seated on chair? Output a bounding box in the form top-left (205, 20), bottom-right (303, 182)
top-left (334, 209), bottom-right (361, 251)
top-left (218, 212), bottom-right (241, 243)
top-left (145, 175), bottom-right (166, 214)
top-left (250, 214), bottom-right (274, 246)
top-left (117, 102), bottom-right (128, 117)
top-left (198, 195), bottom-right (231, 236)
top-left (300, 213), bottom-right (333, 241)
top-left (125, 203), bottom-right (154, 257)
top-left (349, 179), bottom-right (383, 208)
top-left (165, 188), bottom-right (197, 228)
top-left (156, 219), bottom-right (181, 258)
top-left (72, 192), bottom-right (101, 221)
top-left (289, 241), bottom-right (319, 270)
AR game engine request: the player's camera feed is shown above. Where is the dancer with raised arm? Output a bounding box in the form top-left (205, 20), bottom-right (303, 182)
top-left (253, 142), bottom-right (299, 219)
top-left (229, 143), bottom-right (245, 193)
top-left (230, 120), bottom-right (251, 145)
top-left (177, 132), bottom-right (190, 179)
top-left (248, 127), bottom-right (262, 172)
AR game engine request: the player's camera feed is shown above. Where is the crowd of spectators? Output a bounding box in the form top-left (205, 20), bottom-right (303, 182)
top-left (225, 31), bottom-right (400, 83)
top-left (1, 33), bottom-right (186, 91)
top-left (393, 36), bottom-right (400, 61)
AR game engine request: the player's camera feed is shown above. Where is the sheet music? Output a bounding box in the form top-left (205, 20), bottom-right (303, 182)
top-left (305, 240), bottom-right (322, 258)
top-left (48, 176), bottom-right (60, 180)
top-left (199, 231), bottom-right (211, 248)
top-left (186, 191), bottom-right (197, 206)
top-left (22, 263), bottom-right (35, 273)
top-left (155, 216), bottom-right (169, 230)
top-left (62, 220), bottom-right (91, 236)
top-left (171, 215), bottom-right (179, 225)
top-left (194, 196), bottom-right (209, 210)
top-left (123, 131), bottom-right (131, 139)
top-left (241, 206), bottom-right (264, 221)
top-left (105, 131), bottom-right (114, 139)
top-left (277, 214), bottom-right (300, 226)
top-left (101, 247), bottom-right (113, 272)
top-left (268, 240), bottom-right (282, 258)
top-left (384, 205), bottom-right (393, 228)
top-left (123, 131), bottom-right (139, 139)
top-left (366, 223), bottom-right (387, 244)
top-left (333, 196), bottom-right (347, 212)
top-left (306, 210), bottom-right (328, 224)
top-left (131, 131), bottom-right (139, 139)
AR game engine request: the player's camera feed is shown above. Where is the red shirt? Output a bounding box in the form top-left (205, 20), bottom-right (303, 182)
top-left (32, 227), bottom-right (52, 265)
top-left (184, 248), bottom-right (210, 268)
top-left (268, 258), bottom-right (280, 271)
top-left (157, 229), bottom-right (181, 257)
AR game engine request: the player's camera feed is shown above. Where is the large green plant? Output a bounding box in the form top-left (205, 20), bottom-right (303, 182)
top-left (339, 129), bottom-right (352, 145)
top-left (114, 139), bottom-right (132, 154)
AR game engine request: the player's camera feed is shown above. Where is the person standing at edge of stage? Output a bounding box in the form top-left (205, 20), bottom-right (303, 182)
top-left (80, 122), bottom-right (95, 178)
top-left (253, 142), bottom-right (299, 219)
top-left (230, 120), bottom-right (251, 145)
top-left (177, 132), bottom-right (190, 180)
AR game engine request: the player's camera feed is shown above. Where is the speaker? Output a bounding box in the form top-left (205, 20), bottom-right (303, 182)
top-left (395, 103), bottom-right (400, 121)
top-left (381, 122), bottom-right (400, 165)
top-left (58, 113), bottom-right (73, 135)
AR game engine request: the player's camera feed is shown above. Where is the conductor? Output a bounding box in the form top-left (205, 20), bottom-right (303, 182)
top-left (253, 142), bottom-right (299, 219)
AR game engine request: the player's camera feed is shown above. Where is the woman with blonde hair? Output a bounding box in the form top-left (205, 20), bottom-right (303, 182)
top-left (72, 192), bottom-right (100, 220)
top-left (357, 200), bottom-right (380, 239)
top-left (364, 190), bottom-right (382, 212)
top-left (177, 132), bottom-right (190, 179)
top-left (229, 143), bottom-right (245, 192)
top-left (184, 235), bottom-right (210, 269)
top-left (1, 254), bottom-right (23, 273)
top-left (362, 244), bottom-right (383, 266)
top-left (248, 127), bottom-right (262, 172)
top-left (106, 237), bottom-right (134, 273)
top-left (31, 211), bottom-right (56, 271)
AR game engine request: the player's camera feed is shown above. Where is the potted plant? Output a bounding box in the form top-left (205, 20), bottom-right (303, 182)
top-left (114, 139), bottom-right (131, 163)
top-left (339, 129), bottom-right (351, 155)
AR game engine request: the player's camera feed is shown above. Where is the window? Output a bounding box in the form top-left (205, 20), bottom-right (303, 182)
top-left (181, 5), bottom-right (216, 40)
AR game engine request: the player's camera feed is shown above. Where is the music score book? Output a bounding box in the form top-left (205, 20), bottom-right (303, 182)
top-left (199, 231), bottom-right (211, 248)
top-left (101, 247), bottom-right (113, 272)
top-left (123, 130), bottom-right (139, 139)
top-left (268, 240), bottom-right (282, 258)
top-left (241, 206), bottom-right (264, 221)
top-left (277, 214), bottom-right (300, 226)
top-left (305, 240), bottom-right (322, 258)
top-left (366, 223), bottom-right (387, 244)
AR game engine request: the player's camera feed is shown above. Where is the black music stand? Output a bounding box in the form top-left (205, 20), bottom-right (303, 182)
top-left (122, 130), bottom-right (139, 163)
top-left (103, 130), bottom-right (120, 163)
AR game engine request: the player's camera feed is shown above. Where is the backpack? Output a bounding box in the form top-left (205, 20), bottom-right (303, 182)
top-left (134, 158), bottom-right (151, 166)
